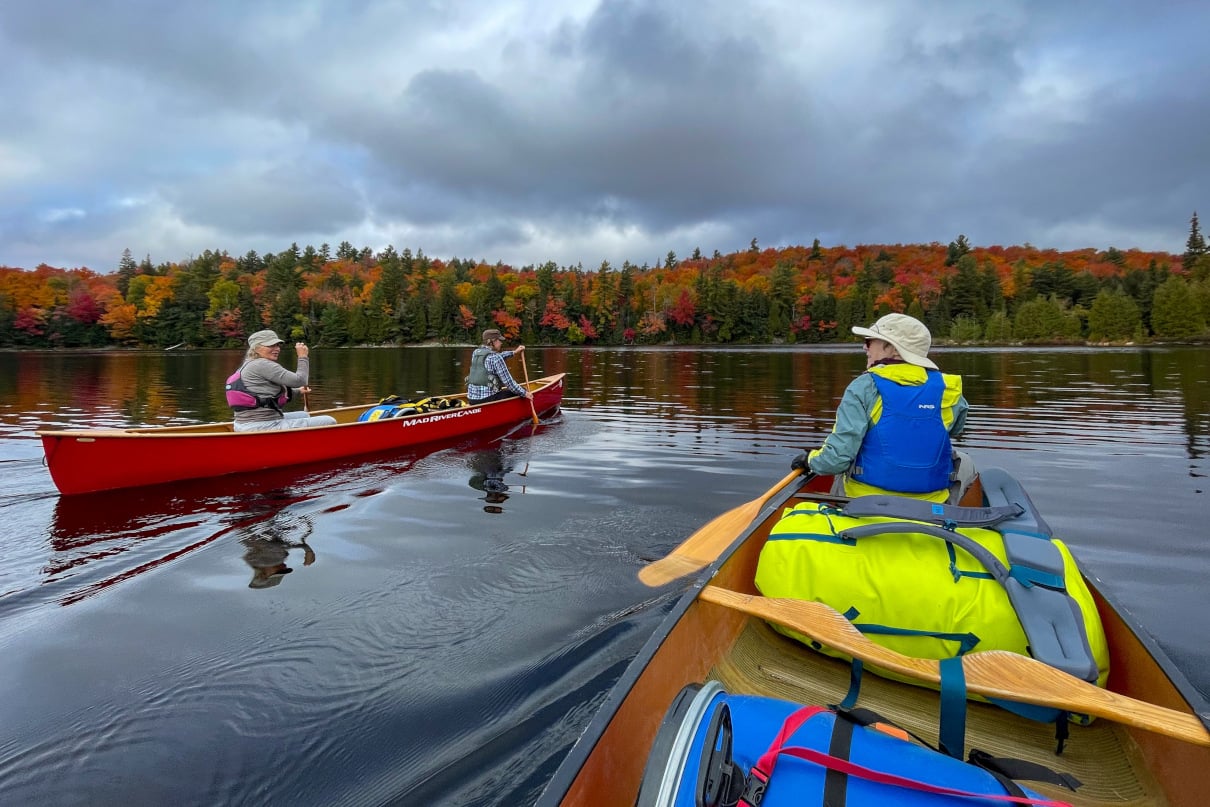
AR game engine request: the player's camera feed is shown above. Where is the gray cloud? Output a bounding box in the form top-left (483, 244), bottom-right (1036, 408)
top-left (1, 0), bottom-right (1206, 273)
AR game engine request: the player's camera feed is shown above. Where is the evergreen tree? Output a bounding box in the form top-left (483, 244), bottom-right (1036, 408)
top-left (375, 246), bottom-right (407, 337)
top-left (116, 249), bottom-right (139, 297)
top-left (592, 260), bottom-right (620, 336)
top-left (1191, 277), bottom-right (1210, 324)
top-left (983, 310), bottom-right (1013, 342)
top-left (946, 254), bottom-right (984, 319)
top-left (1184, 211), bottom-right (1207, 271)
top-left (1030, 262), bottom-right (1075, 302)
top-left (237, 286), bottom-right (260, 337)
top-left (1070, 271), bottom-right (1100, 309)
top-left (980, 262), bottom-right (1004, 314)
top-left (949, 315), bottom-right (982, 342)
top-left (1087, 288), bottom-right (1142, 341)
top-left (945, 234), bottom-right (971, 266)
top-left (1014, 296), bottom-right (1069, 342)
top-left (318, 303), bottom-right (349, 345)
top-left (484, 269), bottom-right (507, 317)
top-left (266, 246), bottom-right (303, 337)
top-left (237, 250), bottom-right (263, 276)
top-left (1151, 277), bottom-right (1206, 337)
top-left (768, 261), bottom-right (796, 340)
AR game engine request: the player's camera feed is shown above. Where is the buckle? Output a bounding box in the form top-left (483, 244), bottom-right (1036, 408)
top-left (737, 768), bottom-right (769, 806)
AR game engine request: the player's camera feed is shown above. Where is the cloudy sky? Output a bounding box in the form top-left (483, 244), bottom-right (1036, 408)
top-left (2, 1), bottom-right (1207, 274)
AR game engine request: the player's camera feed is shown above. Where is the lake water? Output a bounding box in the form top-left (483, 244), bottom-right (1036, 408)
top-left (0, 345), bottom-right (1207, 805)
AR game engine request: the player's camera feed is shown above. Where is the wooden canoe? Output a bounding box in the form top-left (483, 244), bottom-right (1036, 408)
top-left (539, 470), bottom-right (1210, 807)
top-left (37, 373), bottom-right (565, 496)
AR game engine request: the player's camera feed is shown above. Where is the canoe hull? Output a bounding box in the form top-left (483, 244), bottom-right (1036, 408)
top-left (38, 374), bottom-right (565, 495)
top-left (540, 471), bottom-right (1210, 807)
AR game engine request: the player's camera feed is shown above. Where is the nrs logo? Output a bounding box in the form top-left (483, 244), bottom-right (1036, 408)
top-left (917, 403), bottom-right (936, 409)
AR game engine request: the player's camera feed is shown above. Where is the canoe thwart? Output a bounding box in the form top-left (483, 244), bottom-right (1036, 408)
top-left (698, 586), bottom-right (1210, 749)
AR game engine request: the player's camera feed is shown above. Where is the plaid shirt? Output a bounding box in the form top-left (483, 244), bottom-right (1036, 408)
top-left (467, 349), bottom-right (527, 400)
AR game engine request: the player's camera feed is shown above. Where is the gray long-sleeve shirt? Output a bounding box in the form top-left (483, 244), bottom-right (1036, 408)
top-left (232, 356), bottom-right (310, 424)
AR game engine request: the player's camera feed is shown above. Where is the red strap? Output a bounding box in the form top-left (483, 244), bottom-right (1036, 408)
top-left (748, 705), bottom-right (1072, 807)
top-left (738, 705), bottom-right (828, 807)
top-left (751, 705), bottom-right (829, 779)
top-left (773, 744), bottom-right (1073, 807)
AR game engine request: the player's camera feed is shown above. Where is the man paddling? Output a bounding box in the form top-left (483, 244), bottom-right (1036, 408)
top-left (466, 328), bottom-right (535, 405)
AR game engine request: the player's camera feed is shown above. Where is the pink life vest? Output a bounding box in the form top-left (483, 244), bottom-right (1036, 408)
top-left (225, 363), bottom-right (290, 412)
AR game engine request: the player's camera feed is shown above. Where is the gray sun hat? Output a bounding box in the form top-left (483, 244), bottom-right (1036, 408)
top-left (852, 313), bottom-right (937, 370)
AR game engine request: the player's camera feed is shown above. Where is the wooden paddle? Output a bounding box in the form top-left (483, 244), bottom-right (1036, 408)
top-left (638, 470), bottom-right (807, 587)
top-left (700, 586), bottom-right (1210, 748)
top-left (520, 352), bottom-right (540, 425)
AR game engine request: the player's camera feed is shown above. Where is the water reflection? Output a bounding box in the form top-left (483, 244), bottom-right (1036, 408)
top-left (466, 447), bottom-right (523, 514)
top-left (40, 425), bottom-right (547, 603)
top-left (242, 536), bottom-right (315, 589)
top-left (234, 488), bottom-right (318, 589)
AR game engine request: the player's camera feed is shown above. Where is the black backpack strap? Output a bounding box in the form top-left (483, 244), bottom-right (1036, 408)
top-left (968, 748), bottom-right (1082, 792)
top-left (823, 711), bottom-right (856, 807)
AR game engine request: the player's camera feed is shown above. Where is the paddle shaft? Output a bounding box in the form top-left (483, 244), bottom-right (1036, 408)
top-left (521, 352), bottom-right (539, 425)
top-left (700, 586), bottom-right (1210, 748)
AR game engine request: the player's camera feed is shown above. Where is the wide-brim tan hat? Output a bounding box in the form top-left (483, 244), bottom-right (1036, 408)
top-left (852, 313), bottom-right (937, 370)
top-left (248, 329), bottom-right (285, 349)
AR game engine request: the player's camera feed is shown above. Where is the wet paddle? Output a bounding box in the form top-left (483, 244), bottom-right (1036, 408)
top-left (700, 586), bottom-right (1210, 748)
top-left (638, 470), bottom-right (808, 587)
top-left (521, 352), bottom-right (539, 425)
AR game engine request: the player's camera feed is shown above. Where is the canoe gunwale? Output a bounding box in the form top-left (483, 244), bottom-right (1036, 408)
top-left (35, 373), bottom-right (565, 439)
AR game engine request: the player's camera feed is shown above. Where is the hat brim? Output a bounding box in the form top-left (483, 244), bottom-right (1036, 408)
top-left (852, 325), bottom-right (938, 370)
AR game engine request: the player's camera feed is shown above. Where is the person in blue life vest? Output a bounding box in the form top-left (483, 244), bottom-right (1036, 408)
top-left (791, 313), bottom-right (973, 503)
top-left (466, 328), bottom-right (535, 405)
top-left (226, 329), bottom-right (338, 431)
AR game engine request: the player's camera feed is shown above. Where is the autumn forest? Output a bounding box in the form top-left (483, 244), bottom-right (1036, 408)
top-left (3, 215), bottom-right (1209, 350)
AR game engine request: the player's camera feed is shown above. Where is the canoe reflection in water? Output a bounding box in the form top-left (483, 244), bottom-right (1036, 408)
top-left (466, 447), bottom-right (522, 514)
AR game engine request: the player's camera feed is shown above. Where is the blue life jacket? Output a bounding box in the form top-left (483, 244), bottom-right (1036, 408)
top-left (851, 370), bottom-right (952, 493)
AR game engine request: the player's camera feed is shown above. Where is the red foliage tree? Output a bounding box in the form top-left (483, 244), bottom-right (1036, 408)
top-left (66, 288), bottom-right (102, 325)
top-left (668, 289), bottom-right (696, 327)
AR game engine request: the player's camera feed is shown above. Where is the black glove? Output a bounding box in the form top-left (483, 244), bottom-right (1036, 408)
top-left (790, 451), bottom-right (811, 472)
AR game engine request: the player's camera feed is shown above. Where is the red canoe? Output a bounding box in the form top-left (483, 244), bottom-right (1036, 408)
top-left (38, 373), bottom-right (565, 496)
